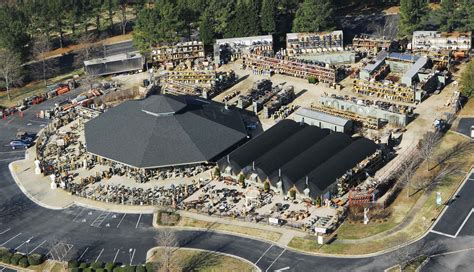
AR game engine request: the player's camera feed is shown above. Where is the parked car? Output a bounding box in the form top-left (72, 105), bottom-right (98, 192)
top-left (16, 131), bottom-right (33, 142)
top-left (9, 140), bottom-right (30, 150)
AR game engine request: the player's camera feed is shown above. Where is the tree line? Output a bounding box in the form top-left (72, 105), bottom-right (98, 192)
top-left (399, 0), bottom-right (474, 38)
top-left (1, 0), bottom-right (474, 101)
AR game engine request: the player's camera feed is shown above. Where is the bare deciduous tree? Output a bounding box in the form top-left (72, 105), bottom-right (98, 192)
top-left (396, 155), bottom-right (421, 197)
top-left (118, 0), bottom-right (129, 35)
top-left (418, 131), bottom-right (442, 172)
top-left (83, 66), bottom-right (100, 91)
top-left (32, 33), bottom-right (53, 87)
top-left (155, 229), bottom-right (179, 272)
top-left (0, 48), bottom-right (22, 101)
top-left (77, 32), bottom-right (97, 61)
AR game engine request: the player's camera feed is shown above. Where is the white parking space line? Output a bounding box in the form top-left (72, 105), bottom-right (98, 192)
top-left (0, 233), bottom-right (22, 246)
top-left (72, 208), bottom-right (86, 222)
top-left (95, 248), bottom-right (104, 262)
top-left (265, 249), bottom-right (286, 272)
top-left (135, 214), bottom-right (142, 229)
top-left (0, 157), bottom-right (23, 162)
top-left (113, 249), bottom-right (120, 263)
top-left (0, 150), bottom-right (24, 154)
top-left (28, 119), bottom-right (48, 124)
top-left (14, 236), bottom-right (34, 250)
top-left (30, 240), bottom-right (47, 254)
top-left (116, 214), bottom-right (126, 228)
top-left (0, 228), bottom-right (10, 235)
top-left (255, 245), bottom-right (273, 265)
top-left (431, 208), bottom-right (474, 239)
top-left (430, 230), bottom-right (456, 238)
top-left (78, 247), bottom-right (89, 261)
top-left (91, 211), bottom-right (110, 228)
top-left (130, 248), bottom-right (136, 265)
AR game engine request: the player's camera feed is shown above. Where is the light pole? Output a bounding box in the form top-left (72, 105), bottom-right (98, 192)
top-left (128, 248), bottom-right (133, 265)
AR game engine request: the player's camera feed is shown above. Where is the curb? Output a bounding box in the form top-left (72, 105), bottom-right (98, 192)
top-left (145, 246), bottom-right (261, 272)
top-left (0, 261), bottom-right (36, 272)
top-left (8, 152), bottom-right (157, 214)
top-left (8, 160), bottom-right (67, 211)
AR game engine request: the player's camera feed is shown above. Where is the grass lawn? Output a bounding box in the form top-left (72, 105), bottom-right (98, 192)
top-left (148, 248), bottom-right (257, 272)
top-left (161, 216), bottom-right (282, 242)
top-left (458, 98), bottom-right (474, 117)
top-left (336, 188), bottom-right (421, 240)
top-left (0, 69), bottom-right (84, 107)
top-left (403, 255), bottom-right (428, 272)
top-left (289, 131), bottom-right (474, 255)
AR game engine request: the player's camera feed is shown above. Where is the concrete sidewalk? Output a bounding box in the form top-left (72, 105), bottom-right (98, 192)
top-left (9, 148), bottom-right (157, 214)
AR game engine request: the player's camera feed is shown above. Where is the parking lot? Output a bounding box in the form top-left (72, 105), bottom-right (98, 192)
top-left (431, 173), bottom-right (474, 238)
top-left (68, 206), bottom-right (152, 230)
top-left (0, 205), bottom-right (154, 266)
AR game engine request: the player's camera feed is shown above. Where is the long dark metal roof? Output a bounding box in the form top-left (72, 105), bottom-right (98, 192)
top-left (227, 119), bottom-right (304, 171)
top-left (85, 95), bottom-right (248, 168)
top-left (254, 126), bottom-right (330, 178)
top-left (294, 138), bottom-right (379, 198)
top-left (219, 119), bottom-right (379, 198)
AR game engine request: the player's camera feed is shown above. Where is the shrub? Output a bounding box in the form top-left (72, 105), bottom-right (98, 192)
top-left (70, 268), bottom-right (80, 272)
top-left (68, 259), bottom-right (79, 268)
top-left (83, 268), bottom-right (93, 272)
top-left (91, 261), bottom-right (104, 269)
top-left (10, 253), bottom-right (23, 265)
top-left (214, 167), bottom-right (221, 178)
top-left (0, 247), bottom-right (9, 256)
top-left (79, 262), bottom-right (89, 269)
top-left (113, 267), bottom-right (124, 272)
top-left (1, 253), bottom-right (12, 264)
top-left (124, 265), bottom-right (136, 272)
top-left (145, 262), bottom-right (156, 272)
top-left (28, 253), bottom-right (44, 265)
top-left (105, 262), bottom-right (115, 271)
top-left (308, 76), bottom-right (318, 84)
top-left (18, 257), bottom-right (29, 268)
top-left (289, 189), bottom-right (296, 200)
top-left (96, 269), bottom-right (105, 272)
top-left (135, 265), bottom-right (146, 272)
top-left (264, 181), bottom-right (270, 192)
top-left (239, 174), bottom-right (245, 188)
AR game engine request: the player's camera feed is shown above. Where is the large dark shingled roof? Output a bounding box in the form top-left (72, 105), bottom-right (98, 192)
top-left (85, 95), bottom-right (248, 168)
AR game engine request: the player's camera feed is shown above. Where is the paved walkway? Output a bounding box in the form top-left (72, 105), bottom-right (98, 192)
top-left (175, 210), bottom-right (306, 246)
top-left (9, 148), bottom-right (157, 214)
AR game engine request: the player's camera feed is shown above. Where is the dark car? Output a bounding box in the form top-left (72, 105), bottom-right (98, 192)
top-left (9, 140), bottom-right (30, 150)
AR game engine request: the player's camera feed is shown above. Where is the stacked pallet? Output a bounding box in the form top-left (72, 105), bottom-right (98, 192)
top-left (352, 35), bottom-right (393, 53)
top-left (242, 54), bottom-right (336, 83)
top-left (151, 41), bottom-right (205, 67)
top-left (352, 79), bottom-right (415, 104)
top-left (310, 103), bottom-right (380, 129)
top-left (286, 31), bottom-right (344, 56)
top-left (262, 86), bottom-right (295, 118)
top-left (161, 69), bottom-right (215, 97)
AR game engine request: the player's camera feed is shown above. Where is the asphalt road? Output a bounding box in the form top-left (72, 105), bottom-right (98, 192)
top-left (456, 118), bottom-right (474, 138)
top-left (1, 92), bottom-right (474, 271)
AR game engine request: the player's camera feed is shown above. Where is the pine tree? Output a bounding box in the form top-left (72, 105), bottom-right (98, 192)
top-left (225, 0), bottom-right (260, 38)
top-left (398, 0), bottom-right (429, 38)
top-left (199, 11), bottom-right (215, 49)
top-left (437, 0), bottom-right (456, 32)
top-left (456, 0), bottom-right (474, 31)
top-left (292, 0), bottom-right (335, 32)
top-left (260, 0), bottom-right (277, 34)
